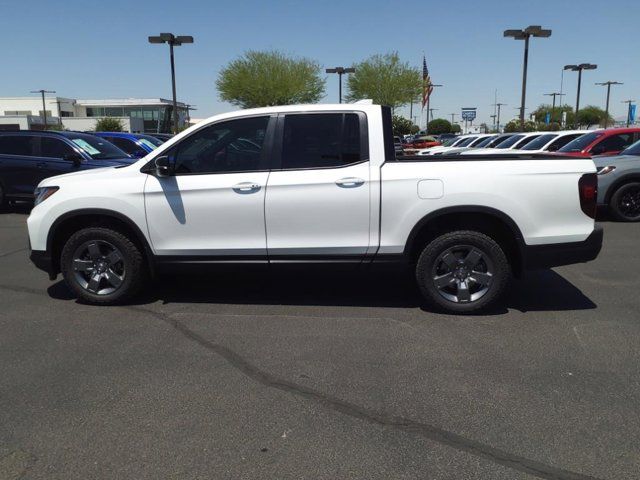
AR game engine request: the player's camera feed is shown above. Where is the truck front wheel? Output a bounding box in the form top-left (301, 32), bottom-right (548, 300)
top-left (415, 230), bottom-right (510, 314)
top-left (60, 227), bottom-right (146, 305)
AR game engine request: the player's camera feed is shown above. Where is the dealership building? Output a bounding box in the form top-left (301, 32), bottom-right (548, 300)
top-left (0, 96), bottom-right (190, 133)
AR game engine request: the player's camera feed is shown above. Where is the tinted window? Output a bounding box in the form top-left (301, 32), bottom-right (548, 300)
top-left (520, 134), bottom-right (557, 151)
top-left (41, 137), bottom-right (77, 158)
top-left (621, 139), bottom-right (640, 156)
top-left (513, 134), bottom-right (541, 149)
top-left (281, 113), bottom-right (362, 169)
top-left (546, 134), bottom-right (583, 151)
top-left (474, 136), bottom-right (497, 148)
top-left (105, 137), bottom-right (143, 156)
top-left (485, 134), bottom-right (513, 148)
top-left (138, 134), bottom-right (164, 147)
top-left (495, 134), bottom-right (524, 149)
top-left (456, 137), bottom-right (478, 147)
top-left (558, 132), bottom-right (602, 152)
top-left (468, 136), bottom-right (489, 147)
top-left (0, 135), bottom-right (36, 156)
top-left (592, 133), bottom-right (634, 154)
top-left (172, 116), bottom-right (269, 174)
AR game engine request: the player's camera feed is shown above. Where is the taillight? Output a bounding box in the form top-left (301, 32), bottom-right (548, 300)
top-left (578, 173), bottom-right (597, 219)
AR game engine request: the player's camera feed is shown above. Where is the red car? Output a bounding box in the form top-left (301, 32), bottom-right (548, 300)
top-left (403, 135), bottom-right (441, 154)
top-left (557, 127), bottom-right (640, 158)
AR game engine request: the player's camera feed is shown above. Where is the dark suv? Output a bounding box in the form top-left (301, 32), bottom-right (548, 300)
top-left (0, 131), bottom-right (133, 205)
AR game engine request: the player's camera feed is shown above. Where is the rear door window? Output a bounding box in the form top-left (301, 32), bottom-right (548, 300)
top-left (279, 113), bottom-right (364, 169)
top-left (0, 135), bottom-right (37, 156)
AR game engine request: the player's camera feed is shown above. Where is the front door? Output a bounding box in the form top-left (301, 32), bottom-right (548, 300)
top-left (144, 115), bottom-right (274, 257)
top-left (265, 112), bottom-right (371, 259)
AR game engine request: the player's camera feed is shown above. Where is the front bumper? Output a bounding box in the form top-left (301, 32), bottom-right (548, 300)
top-left (30, 250), bottom-right (57, 280)
top-left (522, 225), bottom-right (603, 270)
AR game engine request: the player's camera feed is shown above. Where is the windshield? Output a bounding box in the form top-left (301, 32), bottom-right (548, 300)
top-left (495, 134), bottom-right (524, 149)
top-left (622, 139), bottom-right (640, 156)
top-left (442, 137), bottom-right (459, 146)
top-left (456, 136), bottom-right (478, 147)
top-left (473, 136), bottom-right (496, 148)
top-left (469, 136), bottom-right (490, 147)
top-left (520, 134), bottom-right (557, 151)
top-left (138, 134), bottom-right (164, 147)
top-left (485, 134), bottom-right (513, 148)
top-left (69, 134), bottom-right (130, 160)
top-left (558, 132), bottom-right (602, 152)
top-left (513, 134), bottom-right (541, 149)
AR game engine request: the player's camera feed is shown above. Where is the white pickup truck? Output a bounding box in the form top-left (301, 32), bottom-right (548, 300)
top-left (27, 104), bottom-right (603, 313)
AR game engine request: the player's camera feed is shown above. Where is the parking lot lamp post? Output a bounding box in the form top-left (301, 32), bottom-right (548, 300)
top-left (596, 81), bottom-right (623, 128)
top-left (622, 99), bottom-right (635, 127)
top-left (493, 102), bottom-right (506, 133)
top-left (30, 89), bottom-right (55, 130)
top-left (544, 92), bottom-right (564, 123)
top-left (564, 64), bottom-right (597, 128)
top-left (148, 33), bottom-right (194, 134)
top-left (325, 67), bottom-right (355, 104)
top-left (425, 83), bottom-right (442, 131)
top-left (504, 26), bottom-right (552, 132)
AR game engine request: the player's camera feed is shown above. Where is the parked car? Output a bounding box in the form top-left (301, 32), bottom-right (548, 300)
top-left (27, 104), bottom-right (602, 314)
top-left (460, 132), bottom-right (544, 155)
top-left (429, 134), bottom-right (497, 156)
top-left (148, 133), bottom-right (174, 142)
top-left (594, 140), bottom-right (640, 221)
top-left (417, 135), bottom-right (470, 155)
top-left (0, 131), bottom-right (133, 206)
top-left (557, 128), bottom-right (640, 158)
top-left (93, 132), bottom-right (164, 158)
top-left (393, 136), bottom-right (405, 156)
top-left (518, 130), bottom-right (587, 153)
top-left (404, 135), bottom-right (441, 151)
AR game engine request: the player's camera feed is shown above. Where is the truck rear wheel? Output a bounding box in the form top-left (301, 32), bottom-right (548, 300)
top-left (60, 227), bottom-right (146, 305)
top-left (415, 230), bottom-right (510, 314)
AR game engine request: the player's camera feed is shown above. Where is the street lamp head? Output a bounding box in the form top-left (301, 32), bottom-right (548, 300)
top-left (148, 36), bottom-right (164, 44)
top-left (325, 67), bottom-right (355, 74)
top-left (579, 63), bottom-right (597, 70)
top-left (525, 25), bottom-right (552, 37)
top-left (149, 33), bottom-right (193, 45)
top-left (159, 33), bottom-right (174, 42)
top-left (175, 35), bottom-right (194, 44)
top-left (564, 64), bottom-right (579, 71)
top-left (504, 29), bottom-right (526, 39)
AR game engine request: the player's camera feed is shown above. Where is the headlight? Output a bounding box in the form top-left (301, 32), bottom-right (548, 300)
top-left (596, 165), bottom-right (616, 175)
top-left (34, 186), bottom-right (59, 206)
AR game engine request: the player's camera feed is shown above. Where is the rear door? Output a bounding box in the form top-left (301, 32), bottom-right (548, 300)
top-left (0, 135), bottom-right (39, 197)
top-left (590, 133), bottom-right (635, 156)
top-left (265, 112), bottom-right (371, 260)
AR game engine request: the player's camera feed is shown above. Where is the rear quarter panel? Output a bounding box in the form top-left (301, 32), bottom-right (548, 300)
top-left (379, 158), bottom-right (596, 253)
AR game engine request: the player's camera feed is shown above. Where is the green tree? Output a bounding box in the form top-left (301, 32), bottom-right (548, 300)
top-left (392, 115), bottom-right (419, 135)
top-left (532, 103), bottom-right (573, 125)
top-left (450, 123), bottom-right (462, 134)
top-left (427, 118), bottom-right (452, 134)
top-left (216, 50), bottom-right (325, 108)
top-left (504, 119), bottom-right (538, 133)
top-left (576, 105), bottom-right (612, 128)
top-left (346, 52), bottom-right (422, 110)
top-left (94, 117), bottom-right (124, 132)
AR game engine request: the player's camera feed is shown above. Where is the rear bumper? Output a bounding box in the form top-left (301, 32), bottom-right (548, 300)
top-left (522, 225), bottom-right (603, 270)
top-left (30, 250), bottom-right (57, 280)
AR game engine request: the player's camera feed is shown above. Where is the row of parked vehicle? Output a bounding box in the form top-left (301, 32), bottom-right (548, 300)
top-left (0, 130), bottom-right (172, 205)
top-left (394, 127), bottom-right (640, 222)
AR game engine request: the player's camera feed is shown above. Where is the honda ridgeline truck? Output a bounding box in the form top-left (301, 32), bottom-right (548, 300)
top-left (27, 104), bottom-right (603, 313)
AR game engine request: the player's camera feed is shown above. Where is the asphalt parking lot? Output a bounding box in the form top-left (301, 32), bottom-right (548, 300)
top-left (1, 207), bottom-right (638, 480)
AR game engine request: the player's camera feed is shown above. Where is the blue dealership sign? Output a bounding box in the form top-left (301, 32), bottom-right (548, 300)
top-left (629, 104), bottom-right (637, 124)
top-left (461, 108), bottom-right (477, 121)
top-left (545, 112), bottom-right (551, 125)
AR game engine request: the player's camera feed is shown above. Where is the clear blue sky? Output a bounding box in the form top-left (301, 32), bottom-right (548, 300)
top-left (1, 0), bottom-right (638, 126)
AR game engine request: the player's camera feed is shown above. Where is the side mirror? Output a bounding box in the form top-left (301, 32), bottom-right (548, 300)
top-left (154, 156), bottom-right (172, 177)
top-left (64, 152), bottom-right (83, 166)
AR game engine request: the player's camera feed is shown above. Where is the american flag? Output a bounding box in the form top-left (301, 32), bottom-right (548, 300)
top-left (421, 55), bottom-right (433, 108)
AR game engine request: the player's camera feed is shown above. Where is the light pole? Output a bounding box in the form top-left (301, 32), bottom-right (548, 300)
top-left (622, 100), bottom-right (635, 127)
top-left (184, 104), bottom-right (197, 125)
top-left (429, 108), bottom-right (438, 121)
top-left (543, 92), bottom-right (565, 124)
top-left (564, 63), bottom-right (597, 128)
top-left (490, 114), bottom-right (497, 131)
top-left (493, 102), bottom-right (506, 133)
top-left (595, 81), bottom-right (623, 128)
top-left (450, 113), bottom-right (456, 125)
top-left (325, 67), bottom-right (355, 104)
top-left (504, 25), bottom-right (552, 131)
top-left (30, 89), bottom-right (55, 130)
top-left (148, 33), bottom-right (194, 134)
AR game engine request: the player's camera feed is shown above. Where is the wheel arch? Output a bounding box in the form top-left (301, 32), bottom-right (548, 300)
top-left (604, 173), bottom-right (640, 205)
top-left (47, 208), bottom-right (154, 276)
top-left (403, 205), bottom-right (526, 275)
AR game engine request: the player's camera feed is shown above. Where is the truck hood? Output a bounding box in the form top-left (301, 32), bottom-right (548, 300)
top-left (37, 164), bottom-right (131, 187)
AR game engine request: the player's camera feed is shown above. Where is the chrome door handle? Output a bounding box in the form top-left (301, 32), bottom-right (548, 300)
top-left (335, 177), bottom-right (365, 188)
top-left (232, 182), bottom-right (261, 194)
